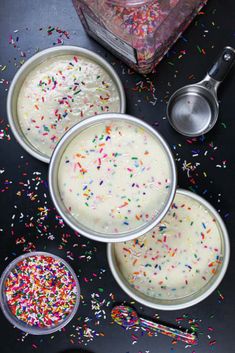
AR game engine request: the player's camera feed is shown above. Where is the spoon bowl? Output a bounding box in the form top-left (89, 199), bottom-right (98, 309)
top-left (111, 305), bottom-right (139, 327)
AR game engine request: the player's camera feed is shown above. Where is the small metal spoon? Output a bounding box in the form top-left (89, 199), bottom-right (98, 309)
top-left (111, 305), bottom-right (197, 345)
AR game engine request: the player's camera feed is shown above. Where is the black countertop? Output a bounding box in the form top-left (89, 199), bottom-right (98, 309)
top-left (0, 1), bottom-right (235, 352)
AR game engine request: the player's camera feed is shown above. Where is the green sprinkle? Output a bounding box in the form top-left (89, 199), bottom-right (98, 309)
top-left (197, 45), bottom-right (201, 53)
top-left (47, 27), bottom-right (55, 33)
top-left (74, 90), bottom-right (81, 95)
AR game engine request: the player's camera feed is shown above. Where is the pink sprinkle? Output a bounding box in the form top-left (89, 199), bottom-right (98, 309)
top-left (209, 340), bottom-right (216, 346)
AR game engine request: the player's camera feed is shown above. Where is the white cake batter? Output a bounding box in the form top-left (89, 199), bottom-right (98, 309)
top-left (17, 54), bottom-right (120, 157)
top-left (115, 192), bottom-right (223, 299)
top-left (58, 120), bottom-right (172, 235)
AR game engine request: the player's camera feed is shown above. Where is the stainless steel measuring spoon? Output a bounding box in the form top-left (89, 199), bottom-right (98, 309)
top-left (167, 46), bottom-right (235, 137)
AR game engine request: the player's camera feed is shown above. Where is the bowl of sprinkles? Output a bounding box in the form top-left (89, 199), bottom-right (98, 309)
top-left (0, 252), bottom-right (80, 334)
top-left (49, 113), bottom-right (177, 242)
top-left (107, 189), bottom-right (230, 310)
top-left (7, 45), bottom-right (125, 163)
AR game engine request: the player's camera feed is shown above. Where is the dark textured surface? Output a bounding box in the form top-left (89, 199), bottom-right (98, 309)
top-left (0, 1), bottom-right (235, 352)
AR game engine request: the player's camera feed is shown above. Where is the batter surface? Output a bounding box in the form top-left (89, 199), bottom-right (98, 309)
top-left (17, 54), bottom-right (120, 157)
top-left (115, 192), bottom-right (223, 299)
top-left (58, 120), bottom-right (172, 235)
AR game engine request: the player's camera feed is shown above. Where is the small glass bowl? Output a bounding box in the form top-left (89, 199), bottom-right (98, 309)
top-left (0, 251), bottom-right (80, 335)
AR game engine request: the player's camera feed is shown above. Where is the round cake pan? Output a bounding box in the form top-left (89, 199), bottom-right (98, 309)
top-left (7, 45), bottom-right (126, 163)
top-left (107, 189), bottom-right (230, 310)
top-left (0, 251), bottom-right (80, 334)
top-left (48, 113), bottom-right (177, 243)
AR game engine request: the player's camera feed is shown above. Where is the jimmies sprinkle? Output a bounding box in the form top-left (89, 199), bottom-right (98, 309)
top-left (4, 255), bottom-right (78, 328)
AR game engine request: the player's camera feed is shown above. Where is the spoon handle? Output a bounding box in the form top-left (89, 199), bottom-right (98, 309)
top-left (208, 46), bottom-right (235, 83)
top-left (139, 317), bottom-right (197, 345)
